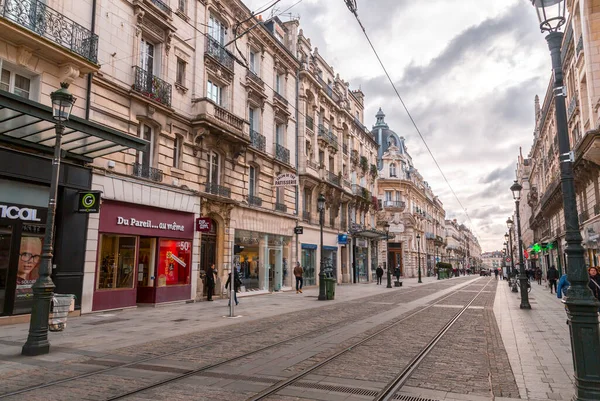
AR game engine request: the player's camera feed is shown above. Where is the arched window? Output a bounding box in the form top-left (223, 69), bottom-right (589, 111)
top-left (389, 163), bottom-right (397, 177)
top-left (388, 136), bottom-right (397, 147)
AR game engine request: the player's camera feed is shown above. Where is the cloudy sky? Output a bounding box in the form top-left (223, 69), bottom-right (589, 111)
top-left (247, 0), bottom-right (551, 252)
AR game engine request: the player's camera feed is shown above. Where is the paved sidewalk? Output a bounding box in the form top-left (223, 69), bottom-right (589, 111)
top-left (0, 275), bottom-right (446, 367)
top-left (494, 278), bottom-right (574, 401)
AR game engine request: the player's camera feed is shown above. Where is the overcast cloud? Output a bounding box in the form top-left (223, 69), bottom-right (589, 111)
top-left (246, 0), bottom-right (549, 252)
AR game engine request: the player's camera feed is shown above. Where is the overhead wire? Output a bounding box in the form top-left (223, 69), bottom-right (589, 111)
top-left (344, 0), bottom-right (480, 239)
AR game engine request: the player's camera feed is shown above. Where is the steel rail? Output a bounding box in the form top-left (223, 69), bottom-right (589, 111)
top-left (246, 277), bottom-right (492, 401)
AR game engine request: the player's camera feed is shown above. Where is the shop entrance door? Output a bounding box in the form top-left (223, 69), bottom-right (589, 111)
top-left (388, 242), bottom-right (403, 277)
top-left (200, 219), bottom-right (217, 299)
top-left (136, 237), bottom-right (156, 303)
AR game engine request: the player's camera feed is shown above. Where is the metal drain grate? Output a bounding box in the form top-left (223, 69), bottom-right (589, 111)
top-left (292, 381), bottom-right (379, 397)
top-left (197, 371), bottom-right (279, 384)
top-left (393, 394), bottom-right (440, 401)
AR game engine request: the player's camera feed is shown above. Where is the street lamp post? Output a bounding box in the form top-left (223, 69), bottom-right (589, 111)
top-left (22, 83), bottom-right (75, 356)
top-left (507, 222), bottom-right (518, 293)
top-left (384, 222), bottom-right (392, 288)
top-left (317, 194), bottom-right (327, 301)
top-left (511, 181), bottom-right (531, 309)
top-left (416, 234), bottom-right (422, 283)
top-left (504, 240), bottom-right (510, 281)
top-left (530, 1), bottom-right (600, 397)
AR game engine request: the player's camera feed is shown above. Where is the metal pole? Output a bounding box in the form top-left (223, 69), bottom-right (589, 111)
top-left (318, 207), bottom-right (326, 300)
top-left (509, 230), bottom-right (518, 292)
top-left (417, 238), bottom-right (422, 283)
top-left (516, 200), bottom-right (530, 309)
top-left (22, 123), bottom-right (63, 356)
top-left (546, 31), bottom-right (600, 400)
top-left (386, 231), bottom-right (392, 288)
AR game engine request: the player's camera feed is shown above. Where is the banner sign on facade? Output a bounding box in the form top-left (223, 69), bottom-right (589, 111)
top-left (196, 217), bottom-right (212, 233)
top-left (77, 191), bottom-right (101, 213)
top-left (338, 234), bottom-right (348, 245)
top-left (274, 173), bottom-right (298, 187)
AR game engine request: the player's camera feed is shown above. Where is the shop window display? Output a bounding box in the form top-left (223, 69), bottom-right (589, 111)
top-left (158, 239), bottom-right (191, 286)
top-left (302, 248), bottom-right (316, 286)
top-left (98, 235), bottom-right (136, 290)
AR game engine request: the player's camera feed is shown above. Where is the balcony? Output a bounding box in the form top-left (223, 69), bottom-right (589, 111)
top-left (383, 200), bottom-right (406, 211)
top-left (275, 202), bottom-right (287, 213)
top-left (567, 94), bottom-right (578, 122)
top-left (306, 115), bottom-right (314, 131)
top-left (205, 182), bottom-right (231, 198)
top-left (132, 66), bottom-right (172, 107)
top-left (302, 211), bottom-right (312, 223)
top-left (595, 204), bottom-right (600, 216)
top-left (275, 143), bottom-right (290, 164)
top-left (0, 0), bottom-right (99, 67)
top-left (579, 210), bottom-right (589, 223)
top-left (274, 91), bottom-right (288, 107)
top-left (246, 70), bottom-right (264, 88)
top-left (192, 98), bottom-right (248, 143)
top-left (132, 163), bottom-right (163, 182)
top-left (351, 149), bottom-right (359, 165)
top-left (205, 36), bottom-right (234, 71)
top-left (576, 35), bottom-right (583, 58)
top-left (425, 232), bottom-right (435, 240)
top-left (352, 184), bottom-right (370, 200)
top-left (248, 195), bottom-right (262, 207)
top-left (343, 143), bottom-right (348, 155)
top-left (326, 170), bottom-right (340, 186)
top-left (250, 129), bottom-right (266, 152)
top-left (306, 159), bottom-right (320, 171)
top-left (148, 0), bottom-right (171, 15)
top-left (343, 179), bottom-right (351, 188)
top-left (317, 124), bottom-right (339, 151)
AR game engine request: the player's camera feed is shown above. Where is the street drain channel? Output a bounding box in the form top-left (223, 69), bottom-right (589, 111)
top-left (290, 381), bottom-right (440, 401)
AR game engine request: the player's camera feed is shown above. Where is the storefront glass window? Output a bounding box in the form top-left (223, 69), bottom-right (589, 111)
top-left (98, 235), bottom-right (136, 290)
top-left (322, 248), bottom-right (337, 279)
top-left (302, 248), bottom-right (316, 286)
top-left (0, 224), bottom-right (12, 314)
top-left (158, 239), bottom-right (192, 286)
top-left (13, 226), bottom-right (44, 314)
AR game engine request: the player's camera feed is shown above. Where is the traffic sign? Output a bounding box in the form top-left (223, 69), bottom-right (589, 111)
top-left (505, 257), bottom-right (511, 263)
top-left (294, 226), bottom-right (303, 235)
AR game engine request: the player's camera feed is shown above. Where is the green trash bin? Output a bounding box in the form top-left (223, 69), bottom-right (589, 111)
top-left (325, 278), bottom-right (336, 300)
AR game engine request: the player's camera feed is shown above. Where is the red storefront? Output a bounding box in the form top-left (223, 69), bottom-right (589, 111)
top-left (93, 201), bottom-right (195, 311)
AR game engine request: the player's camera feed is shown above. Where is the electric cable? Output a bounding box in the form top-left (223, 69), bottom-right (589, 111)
top-left (345, 1), bottom-right (480, 239)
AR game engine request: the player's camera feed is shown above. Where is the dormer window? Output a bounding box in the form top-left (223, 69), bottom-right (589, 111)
top-left (389, 163), bottom-right (397, 177)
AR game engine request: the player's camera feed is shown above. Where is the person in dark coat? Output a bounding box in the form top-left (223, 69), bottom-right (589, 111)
top-left (547, 265), bottom-right (559, 294)
top-left (205, 264), bottom-right (217, 301)
top-left (376, 265), bottom-right (384, 285)
top-left (535, 267), bottom-right (543, 285)
top-left (588, 267), bottom-right (600, 306)
top-left (225, 269), bottom-right (242, 306)
top-left (394, 266), bottom-right (401, 282)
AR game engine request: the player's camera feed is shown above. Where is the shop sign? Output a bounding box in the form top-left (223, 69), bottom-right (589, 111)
top-left (0, 204), bottom-right (42, 221)
top-left (356, 238), bottom-right (368, 248)
top-left (338, 234), bottom-right (348, 245)
top-left (196, 217), bottom-right (212, 233)
top-left (77, 191), bottom-right (101, 213)
top-left (294, 226), bottom-right (304, 235)
top-left (117, 216), bottom-right (185, 232)
top-left (274, 173), bottom-right (298, 187)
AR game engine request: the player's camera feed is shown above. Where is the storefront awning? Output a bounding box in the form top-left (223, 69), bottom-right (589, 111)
top-left (351, 229), bottom-right (388, 239)
top-left (0, 90), bottom-right (148, 161)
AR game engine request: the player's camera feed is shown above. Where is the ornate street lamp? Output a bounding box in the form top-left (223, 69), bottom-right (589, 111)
top-left (510, 181), bottom-right (530, 309)
top-left (317, 193), bottom-right (327, 301)
top-left (530, 1), bottom-right (600, 397)
top-left (416, 234), bottom-right (422, 283)
top-left (384, 222), bottom-right (392, 288)
top-left (22, 83), bottom-right (75, 356)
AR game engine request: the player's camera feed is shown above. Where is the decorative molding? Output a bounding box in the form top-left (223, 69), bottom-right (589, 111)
top-left (16, 46), bottom-right (33, 67)
top-left (59, 64), bottom-right (81, 84)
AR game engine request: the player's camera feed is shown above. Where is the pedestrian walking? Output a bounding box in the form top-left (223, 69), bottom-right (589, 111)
top-left (557, 273), bottom-right (570, 299)
top-left (547, 265), bottom-right (559, 294)
top-left (225, 269), bottom-right (241, 306)
top-left (494, 269), bottom-right (499, 279)
top-left (535, 267), bottom-right (542, 285)
top-left (293, 262), bottom-right (303, 294)
top-left (376, 265), bottom-right (384, 285)
top-left (394, 265), bottom-right (401, 282)
top-left (205, 263), bottom-right (217, 301)
top-left (588, 267), bottom-right (600, 306)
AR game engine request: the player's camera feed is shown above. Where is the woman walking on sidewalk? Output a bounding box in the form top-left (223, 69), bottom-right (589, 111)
top-left (588, 267), bottom-right (600, 311)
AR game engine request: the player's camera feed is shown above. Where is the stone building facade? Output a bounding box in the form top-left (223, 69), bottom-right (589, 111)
top-left (373, 109), bottom-right (447, 278)
top-left (296, 32), bottom-right (382, 284)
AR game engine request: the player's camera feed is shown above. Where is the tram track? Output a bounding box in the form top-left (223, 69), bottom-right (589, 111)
top-left (0, 277), bottom-right (472, 400)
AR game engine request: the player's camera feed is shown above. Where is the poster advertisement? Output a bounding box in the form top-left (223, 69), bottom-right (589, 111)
top-left (158, 239), bottom-right (191, 286)
top-left (13, 230), bottom-right (44, 314)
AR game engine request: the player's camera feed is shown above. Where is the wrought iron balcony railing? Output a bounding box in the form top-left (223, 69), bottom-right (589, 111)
top-left (246, 70), bottom-right (264, 87)
top-left (576, 35), bottom-right (583, 57)
top-left (317, 124), bottom-right (339, 150)
top-left (250, 129), bottom-right (266, 152)
top-left (352, 184), bottom-right (369, 199)
top-left (132, 66), bottom-right (172, 107)
top-left (383, 200), bottom-right (405, 210)
top-left (275, 202), bottom-right (287, 213)
top-left (343, 143), bottom-right (348, 155)
top-left (248, 195), bottom-right (262, 207)
top-left (326, 170), bottom-right (340, 186)
top-left (306, 159), bottom-right (320, 170)
top-left (275, 143), bottom-right (290, 164)
top-left (306, 115), bottom-right (314, 131)
top-left (149, 0), bottom-right (171, 14)
top-left (274, 91), bottom-right (288, 106)
top-left (567, 94), bottom-right (578, 121)
top-left (205, 181), bottom-right (231, 198)
top-left (302, 211), bottom-right (312, 223)
top-left (132, 163), bottom-right (164, 182)
top-left (205, 36), bottom-right (234, 70)
top-left (595, 204), bottom-right (600, 216)
top-left (1, 0), bottom-right (99, 63)
top-left (343, 179), bottom-right (351, 188)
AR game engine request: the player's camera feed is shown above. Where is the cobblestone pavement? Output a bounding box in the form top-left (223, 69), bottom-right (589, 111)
top-left (0, 275), bottom-right (575, 401)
